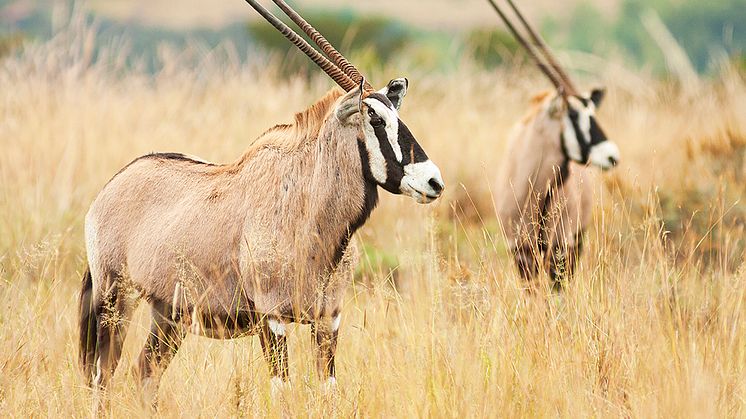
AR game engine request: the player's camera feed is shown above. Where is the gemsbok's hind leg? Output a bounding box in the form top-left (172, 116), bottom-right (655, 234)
top-left (311, 313), bottom-right (340, 391)
top-left (259, 317), bottom-right (289, 394)
top-left (135, 299), bottom-right (186, 407)
top-left (91, 279), bottom-right (135, 412)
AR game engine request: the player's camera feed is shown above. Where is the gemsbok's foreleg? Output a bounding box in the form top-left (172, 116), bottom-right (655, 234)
top-left (311, 313), bottom-right (340, 390)
top-left (549, 233), bottom-right (584, 289)
top-left (512, 244), bottom-right (541, 280)
top-left (135, 299), bottom-right (186, 407)
top-left (260, 318), bottom-right (289, 394)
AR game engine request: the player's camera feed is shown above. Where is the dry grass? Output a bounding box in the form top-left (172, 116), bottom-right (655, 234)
top-left (1, 26), bottom-right (745, 418)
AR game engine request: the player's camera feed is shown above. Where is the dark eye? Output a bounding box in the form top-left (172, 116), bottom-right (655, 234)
top-left (368, 110), bottom-right (384, 127)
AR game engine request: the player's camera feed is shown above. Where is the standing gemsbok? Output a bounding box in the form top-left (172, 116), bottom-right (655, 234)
top-left (78, 0), bottom-right (444, 405)
top-left (486, 0), bottom-right (620, 287)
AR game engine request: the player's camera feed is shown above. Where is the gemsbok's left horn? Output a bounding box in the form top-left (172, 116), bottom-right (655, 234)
top-left (243, 0), bottom-right (357, 91)
top-left (271, 0), bottom-right (373, 92)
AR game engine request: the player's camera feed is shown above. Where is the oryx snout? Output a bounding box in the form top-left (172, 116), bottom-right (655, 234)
top-left (400, 160), bottom-right (445, 204)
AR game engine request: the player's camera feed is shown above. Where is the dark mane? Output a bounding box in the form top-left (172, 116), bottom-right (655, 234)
top-left (143, 152), bottom-right (215, 165)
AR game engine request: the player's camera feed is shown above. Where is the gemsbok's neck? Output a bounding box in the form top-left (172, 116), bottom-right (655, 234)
top-left (496, 101), bottom-right (570, 223)
top-left (231, 111), bottom-right (376, 283)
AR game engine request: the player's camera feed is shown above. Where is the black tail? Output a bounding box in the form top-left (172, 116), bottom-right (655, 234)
top-left (78, 266), bottom-right (97, 383)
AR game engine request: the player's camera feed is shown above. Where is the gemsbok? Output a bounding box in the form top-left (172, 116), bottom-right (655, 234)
top-left (78, 0), bottom-right (444, 406)
top-left (487, 0), bottom-right (620, 287)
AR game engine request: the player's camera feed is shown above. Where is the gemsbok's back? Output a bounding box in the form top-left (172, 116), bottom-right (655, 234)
top-left (79, 0), bottom-right (444, 408)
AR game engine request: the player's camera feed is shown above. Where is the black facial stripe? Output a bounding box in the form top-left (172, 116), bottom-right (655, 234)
top-left (588, 117), bottom-right (607, 146)
top-left (366, 93), bottom-right (395, 110)
top-left (568, 112), bottom-right (591, 163)
top-left (371, 118), bottom-right (404, 194)
top-left (560, 132), bottom-right (571, 162)
top-left (397, 121), bottom-right (428, 165)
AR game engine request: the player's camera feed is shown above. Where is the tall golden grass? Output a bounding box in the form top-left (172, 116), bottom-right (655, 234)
top-left (1, 22), bottom-right (744, 418)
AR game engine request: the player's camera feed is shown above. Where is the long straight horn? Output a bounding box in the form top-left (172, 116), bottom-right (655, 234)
top-left (485, 0), bottom-right (564, 92)
top-left (243, 0), bottom-right (357, 91)
top-left (505, 0), bottom-right (579, 96)
top-left (271, 0), bottom-right (373, 92)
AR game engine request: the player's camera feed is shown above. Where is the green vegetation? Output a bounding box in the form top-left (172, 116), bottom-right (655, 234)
top-left (0, 32), bottom-right (23, 58)
top-left (0, 0), bottom-right (743, 75)
top-left (355, 243), bottom-right (400, 287)
top-left (548, 0), bottom-right (745, 74)
top-left (246, 9), bottom-right (418, 75)
top-left (462, 28), bottom-right (521, 68)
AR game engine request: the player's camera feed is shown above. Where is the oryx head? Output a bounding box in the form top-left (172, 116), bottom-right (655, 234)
top-left (244, 0), bottom-right (443, 204)
top-left (335, 78), bottom-right (444, 203)
top-left (488, 0), bottom-right (620, 170)
top-left (556, 88), bottom-right (620, 170)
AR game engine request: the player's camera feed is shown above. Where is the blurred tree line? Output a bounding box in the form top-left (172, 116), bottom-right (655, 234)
top-left (552, 0), bottom-right (745, 73)
top-left (1, 0), bottom-right (743, 75)
top-left (247, 0), bottom-right (745, 76)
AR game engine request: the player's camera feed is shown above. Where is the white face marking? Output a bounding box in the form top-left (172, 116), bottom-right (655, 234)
top-left (367, 99), bottom-right (402, 161)
top-left (400, 160), bottom-right (444, 204)
top-left (561, 97), bottom-right (591, 163)
top-left (268, 319), bottom-right (285, 336)
top-left (561, 113), bottom-right (583, 162)
top-left (362, 98), bottom-right (402, 185)
top-left (561, 96), bottom-right (620, 169)
top-left (577, 104), bottom-right (593, 142)
top-left (589, 141), bottom-right (620, 170)
top-left (331, 313), bottom-right (341, 332)
top-left (361, 112), bottom-right (387, 184)
top-left (562, 97), bottom-right (595, 163)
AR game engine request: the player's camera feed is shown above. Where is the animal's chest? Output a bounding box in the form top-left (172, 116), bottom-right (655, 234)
top-left (237, 214), bottom-right (350, 316)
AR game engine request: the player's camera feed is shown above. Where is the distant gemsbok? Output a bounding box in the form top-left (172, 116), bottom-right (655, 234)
top-left (79, 0), bottom-right (444, 406)
top-left (487, 0), bottom-right (620, 286)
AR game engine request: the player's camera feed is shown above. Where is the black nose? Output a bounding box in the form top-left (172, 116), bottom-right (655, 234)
top-left (608, 156), bottom-right (618, 166)
top-left (428, 178), bottom-right (444, 194)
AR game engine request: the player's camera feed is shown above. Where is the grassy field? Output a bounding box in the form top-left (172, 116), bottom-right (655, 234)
top-left (1, 25), bottom-right (745, 418)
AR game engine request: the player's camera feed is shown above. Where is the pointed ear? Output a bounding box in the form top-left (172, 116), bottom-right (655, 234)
top-left (335, 86), bottom-right (364, 125)
top-left (378, 78), bottom-right (408, 110)
top-left (547, 93), bottom-right (566, 120)
top-left (590, 87), bottom-right (606, 108)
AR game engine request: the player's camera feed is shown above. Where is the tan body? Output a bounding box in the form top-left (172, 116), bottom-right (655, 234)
top-left (80, 0), bottom-right (445, 408)
top-left (80, 90), bottom-right (371, 404)
top-left (495, 92), bottom-right (593, 281)
top-left (87, 90), bottom-right (357, 322)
